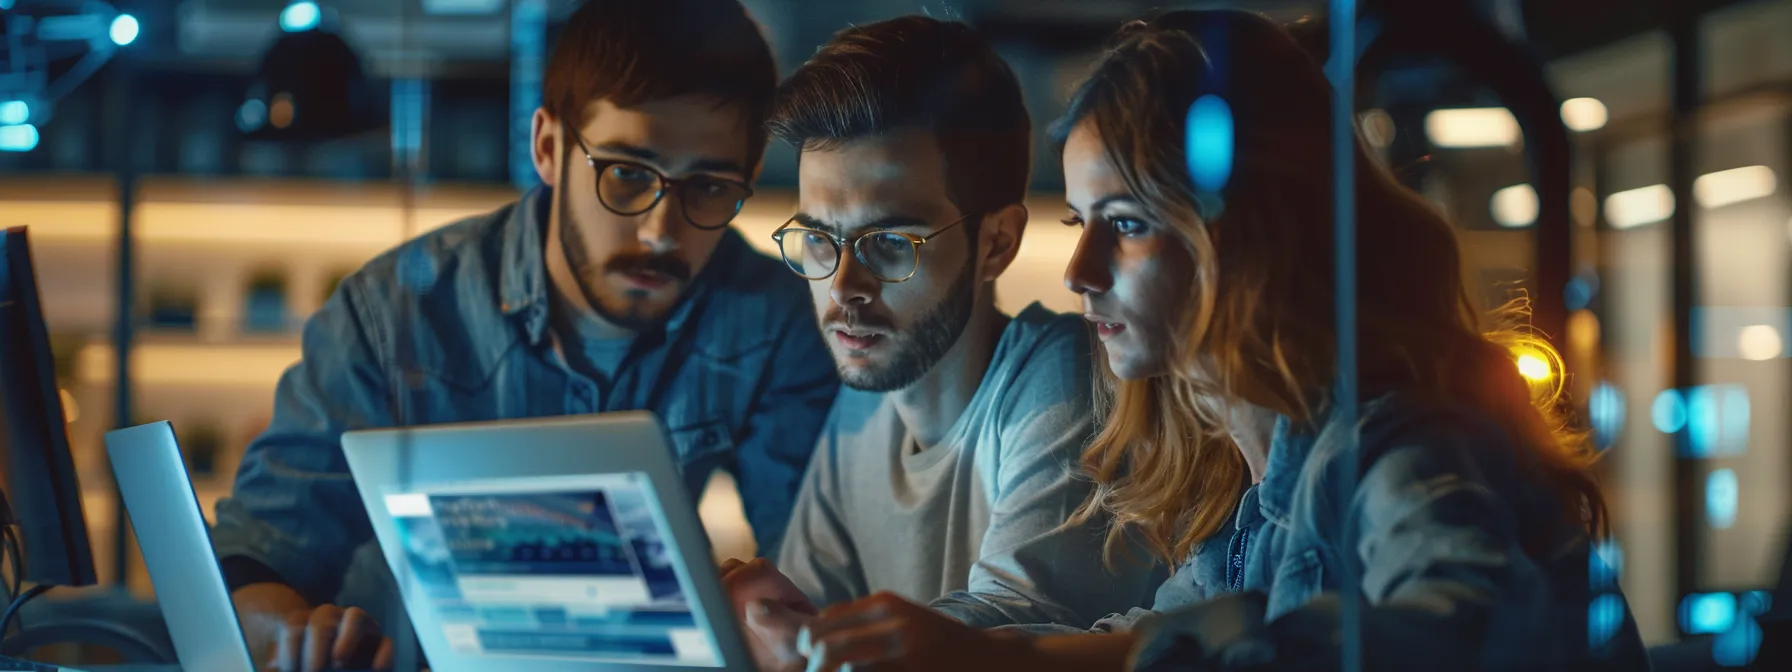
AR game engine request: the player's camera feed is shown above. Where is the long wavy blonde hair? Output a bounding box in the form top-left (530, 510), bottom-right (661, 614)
top-left (1056, 10), bottom-right (1607, 567)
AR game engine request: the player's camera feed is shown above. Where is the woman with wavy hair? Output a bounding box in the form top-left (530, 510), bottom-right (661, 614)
top-left (784, 9), bottom-right (1650, 672)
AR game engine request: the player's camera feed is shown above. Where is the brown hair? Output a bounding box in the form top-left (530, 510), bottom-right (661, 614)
top-left (542, 0), bottom-right (777, 167)
top-left (768, 15), bottom-right (1032, 219)
top-left (1055, 10), bottom-right (1606, 566)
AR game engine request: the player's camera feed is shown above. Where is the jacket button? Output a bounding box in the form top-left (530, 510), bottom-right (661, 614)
top-left (701, 430), bottom-right (718, 448)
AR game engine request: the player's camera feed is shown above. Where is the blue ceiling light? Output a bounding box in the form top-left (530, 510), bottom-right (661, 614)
top-left (109, 14), bottom-right (139, 46)
top-left (0, 124), bottom-right (39, 152)
top-left (280, 2), bottom-right (322, 33)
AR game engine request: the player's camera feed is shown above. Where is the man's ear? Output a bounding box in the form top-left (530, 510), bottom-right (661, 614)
top-left (977, 202), bottom-right (1029, 283)
top-left (531, 108), bottom-right (562, 187)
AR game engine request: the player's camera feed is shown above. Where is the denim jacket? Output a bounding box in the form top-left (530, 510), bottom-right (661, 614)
top-left (210, 188), bottom-right (839, 607)
top-left (1100, 394), bottom-right (1651, 671)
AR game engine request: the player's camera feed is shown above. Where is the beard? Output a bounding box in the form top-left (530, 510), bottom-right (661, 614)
top-left (827, 259), bottom-right (976, 392)
top-left (560, 212), bottom-right (693, 331)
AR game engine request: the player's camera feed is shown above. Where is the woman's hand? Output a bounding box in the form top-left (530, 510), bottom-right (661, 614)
top-left (796, 592), bottom-right (1033, 672)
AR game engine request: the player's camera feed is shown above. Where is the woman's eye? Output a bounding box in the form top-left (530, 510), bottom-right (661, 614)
top-left (1061, 215), bottom-right (1085, 228)
top-left (1111, 218), bottom-right (1148, 236)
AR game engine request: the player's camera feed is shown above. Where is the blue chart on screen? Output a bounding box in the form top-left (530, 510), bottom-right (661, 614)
top-left (384, 472), bottom-right (716, 666)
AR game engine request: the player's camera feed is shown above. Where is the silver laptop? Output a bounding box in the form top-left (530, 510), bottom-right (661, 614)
top-left (103, 421), bottom-right (260, 672)
top-left (339, 412), bottom-right (751, 672)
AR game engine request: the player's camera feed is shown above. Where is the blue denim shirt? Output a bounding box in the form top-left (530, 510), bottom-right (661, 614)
top-left (1098, 394), bottom-right (1651, 671)
top-left (210, 187), bottom-right (839, 606)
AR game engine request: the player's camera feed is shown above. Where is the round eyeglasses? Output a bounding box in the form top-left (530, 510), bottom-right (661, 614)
top-left (770, 212), bottom-right (973, 283)
top-left (571, 134), bottom-right (753, 231)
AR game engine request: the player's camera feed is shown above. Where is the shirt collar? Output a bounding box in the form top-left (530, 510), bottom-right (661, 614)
top-left (1256, 394), bottom-right (1400, 525)
top-left (497, 186), bottom-right (747, 346)
top-left (498, 187), bottom-right (552, 345)
top-left (1256, 413), bottom-right (1315, 525)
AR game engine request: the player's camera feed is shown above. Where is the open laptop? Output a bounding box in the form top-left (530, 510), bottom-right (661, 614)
top-left (104, 421), bottom-right (380, 672)
top-left (339, 412), bottom-right (751, 672)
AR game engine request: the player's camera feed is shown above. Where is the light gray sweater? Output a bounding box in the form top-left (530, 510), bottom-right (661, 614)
top-left (775, 303), bottom-right (1165, 629)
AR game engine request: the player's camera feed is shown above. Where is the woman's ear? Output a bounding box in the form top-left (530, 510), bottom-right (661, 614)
top-left (976, 202), bottom-right (1030, 283)
top-left (531, 108), bottom-right (562, 187)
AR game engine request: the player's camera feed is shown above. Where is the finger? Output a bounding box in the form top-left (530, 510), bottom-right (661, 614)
top-left (746, 600), bottom-right (810, 665)
top-left (333, 607), bottom-right (382, 667)
top-left (806, 620), bottom-right (906, 672)
top-left (800, 600), bottom-right (896, 654)
top-left (720, 559), bottom-right (765, 590)
top-left (372, 637), bottom-right (395, 671)
top-left (304, 607), bottom-right (344, 672)
top-left (270, 612), bottom-right (309, 672)
top-left (748, 600), bottom-right (808, 636)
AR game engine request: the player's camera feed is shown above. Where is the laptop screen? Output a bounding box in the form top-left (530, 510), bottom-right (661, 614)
top-left (381, 472), bottom-right (720, 667)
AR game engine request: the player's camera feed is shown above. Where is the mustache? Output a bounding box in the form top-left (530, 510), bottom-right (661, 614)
top-left (824, 305), bottom-right (895, 332)
top-left (603, 251), bottom-right (692, 283)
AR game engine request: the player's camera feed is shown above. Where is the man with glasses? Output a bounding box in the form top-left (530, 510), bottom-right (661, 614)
top-left (719, 16), bottom-right (1163, 672)
top-left (212, 1), bottom-right (838, 669)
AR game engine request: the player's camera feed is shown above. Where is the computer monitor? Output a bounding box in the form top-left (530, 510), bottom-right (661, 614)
top-left (0, 226), bottom-right (97, 587)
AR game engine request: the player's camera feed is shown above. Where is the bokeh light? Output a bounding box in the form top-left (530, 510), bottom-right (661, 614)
top-left (0, 124), bottom-right (39, 152)
top-left (280, 2), bottom-right (322, 32)
top-left (1512, 345), bottom-right (1554, 382)
top-left (1561, 97), bottom-right (1609, 131)
top-left (1742, 591), bottom-right (1772, 616)
top-left (1185, 94), bottom-right (1234, 195)
top-left (237, 98), bottom-right (268, 132)
top-left (1571, 186), bottom-right (1598, 228)
top-left (1720, 386), bottom-right (1750, 455)
top-left (1705, 468), bottom-right (1738, 529)
top-left (1588, 593), bottom-right (1624, 649)
top-left (1568, 309), bottom-right (1600, 354)
top-left (1653, 388), bottom-right (1687, 434)
top-left (109, 14), bottom-right (140, 46)
top-left (1688, 386), bottom-right (1719, 456)
top-left (1712, 617), bottom-right (1762, 667)
top-left (0, 100), bottom-right (27, 126)
top-left (269, 93), bottom-right (296, 129)
top-left (1679, 592), bottom-right (1737, 635)
top-left (1737, 324), bottom-right (1782, 360)
top-left (1491, 184), bottom-right (1539, 228)
top-left (1588, 381), bottom-right (1625, 449)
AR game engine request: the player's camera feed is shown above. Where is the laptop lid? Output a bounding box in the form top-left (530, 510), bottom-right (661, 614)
top-left (340, 411), bottom-right (750, 672)
top-left (103, 422), bottom-right (257, 672)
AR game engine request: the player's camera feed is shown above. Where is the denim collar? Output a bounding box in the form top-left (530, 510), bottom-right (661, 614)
top-left (1256, 413), bottom-right (1315, 526)
top-left (1255, 394), bottom-right (1398, 526)
top-left (497, 186), bottom-right (745, 347)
